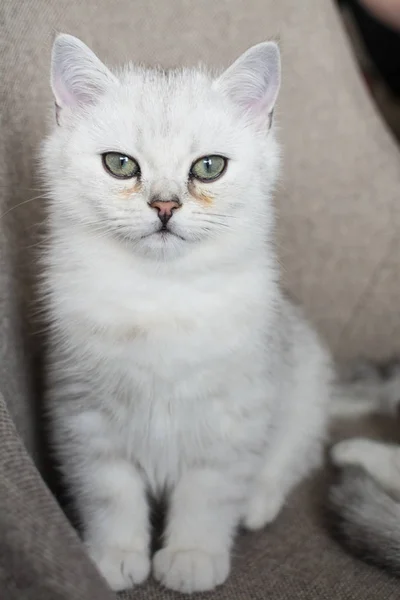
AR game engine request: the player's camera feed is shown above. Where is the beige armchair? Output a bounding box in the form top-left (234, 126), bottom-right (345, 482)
top-left (1, 1), bottom-right (400, 598)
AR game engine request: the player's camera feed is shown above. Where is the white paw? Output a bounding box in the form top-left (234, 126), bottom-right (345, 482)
top-left (153, 547), bottom-right (230, 593)
top-left (330, 438), bottom-right (373, 468)
top-left (243, 488), bottom-right (284, 531)
top-left (87, 545), bottom-right (150, 591)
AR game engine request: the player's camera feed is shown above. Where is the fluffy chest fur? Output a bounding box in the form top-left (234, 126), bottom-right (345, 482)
top-left (50, 231), bottom-right (275, 492)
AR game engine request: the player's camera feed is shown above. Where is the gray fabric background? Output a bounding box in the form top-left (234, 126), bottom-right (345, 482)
top-left (1, 1), bottom-right (400, 598)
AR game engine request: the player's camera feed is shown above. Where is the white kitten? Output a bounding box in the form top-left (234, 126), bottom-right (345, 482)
top-left (41, 34), bottom-right (332, 593)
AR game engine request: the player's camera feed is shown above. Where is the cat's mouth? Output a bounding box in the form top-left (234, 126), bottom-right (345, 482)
top-left (141, 225), bottom-right (186, 242)
top-left (156, 226), bottom-right (186, 241)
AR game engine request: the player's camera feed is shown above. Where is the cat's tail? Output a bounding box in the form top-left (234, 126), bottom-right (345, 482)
top-left (328, 465), bottom-right (400, 577)
top-left (328, 358), bottom-right (400, 576)
top-left (330, 359), bottom-right (400, 420)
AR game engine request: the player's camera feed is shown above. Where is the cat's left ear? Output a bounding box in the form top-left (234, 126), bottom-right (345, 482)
top-left (51, 33), bottom-right (117, 125)
top-left (214, 41), bottom-right (281, 130)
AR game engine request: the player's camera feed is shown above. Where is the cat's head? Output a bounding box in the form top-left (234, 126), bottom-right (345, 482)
top-left (43, 34), bottom-right (281, 261)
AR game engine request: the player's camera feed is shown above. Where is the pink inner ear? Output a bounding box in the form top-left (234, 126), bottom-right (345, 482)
top-left (53, 74), bottom-right (79, 109)
top-left (241, 89), bottom-right (276, 122)
top-left (216, 42), bottom-right (281, 124)
top-left (252, 85), bottom-right (279, 118)
top-left (248, 96), bottom-right (269, 114)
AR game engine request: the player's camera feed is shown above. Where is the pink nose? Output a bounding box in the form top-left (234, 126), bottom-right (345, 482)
top-left (149, 199), bottom-right (180, 225)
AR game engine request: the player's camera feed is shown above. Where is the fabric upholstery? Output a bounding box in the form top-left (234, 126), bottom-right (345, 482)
top-left (1, 0), bottom-right (400, 598)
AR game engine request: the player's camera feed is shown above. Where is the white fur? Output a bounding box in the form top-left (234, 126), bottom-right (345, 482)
top-left (41, 34), bottom-right (332, 593)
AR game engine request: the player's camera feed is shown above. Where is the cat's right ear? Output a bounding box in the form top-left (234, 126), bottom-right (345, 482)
top-left (214, 41), bottom-right (281, 130)
top-left (51, 34), bottom-right (117, 125)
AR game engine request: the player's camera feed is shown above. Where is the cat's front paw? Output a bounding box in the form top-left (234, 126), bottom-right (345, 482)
top-left (153, 547), bottom-right (230, 593)
top-left (87, 544), bottom-right (150, 591)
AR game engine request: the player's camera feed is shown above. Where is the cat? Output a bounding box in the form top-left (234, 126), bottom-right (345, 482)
top-left (329, 360), bottom-right (400, 576)
top-left (41, 33), bottom-right (333, 593)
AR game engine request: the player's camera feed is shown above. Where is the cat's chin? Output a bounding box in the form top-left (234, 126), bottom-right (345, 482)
top-left (134, 229), bottom-right (188, 260)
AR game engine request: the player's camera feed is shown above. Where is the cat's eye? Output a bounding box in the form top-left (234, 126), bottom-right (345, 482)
top-left (190, 155), bottom-right (227, 182)
top-left (102, 152), bottom-right (140, 179)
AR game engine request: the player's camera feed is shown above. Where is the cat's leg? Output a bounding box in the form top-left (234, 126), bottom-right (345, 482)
top-left (331, 438), bottom-right (400, 499)
top-left (54, 406), bottom-right (151, 592)
top-left (243, 469), bottom-right (287, 530)
top-left (243, 381), bottom-right (328, 531)
top-left (153, 466), bottom-right (246, 593)
top-left (48, 352), bottom-right (152, 593)
top-left (82, 457), bottom-right (151, 591)
top-left (242, 436), bottom-right (323, 531)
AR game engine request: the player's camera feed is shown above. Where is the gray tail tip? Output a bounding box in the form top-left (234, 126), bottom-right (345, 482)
top-left (325, 465), bottom-right (400, 578)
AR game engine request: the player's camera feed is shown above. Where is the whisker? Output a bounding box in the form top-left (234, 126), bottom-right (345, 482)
top-left (0, 194), bottom-right (49, 221)
top-left (196, 219), bottom-right (230, 228)
top-left (192, 211), bottom-right (237, 219)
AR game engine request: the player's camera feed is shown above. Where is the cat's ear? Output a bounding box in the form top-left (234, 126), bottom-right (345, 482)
top-left (51, 34), bottom-right (117, 124)
top-left (214, 42), bottom-right (281, 129)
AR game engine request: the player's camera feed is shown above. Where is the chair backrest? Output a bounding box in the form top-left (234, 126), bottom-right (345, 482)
top-left (2, 0), bottom-right (400, 453)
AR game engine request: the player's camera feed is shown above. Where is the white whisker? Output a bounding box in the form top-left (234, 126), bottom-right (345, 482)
top-left (0, 194), bottom-right (49, 221)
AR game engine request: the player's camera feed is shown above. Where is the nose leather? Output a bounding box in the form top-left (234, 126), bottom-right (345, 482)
top-left (149, 199), bottom-right (180, 225)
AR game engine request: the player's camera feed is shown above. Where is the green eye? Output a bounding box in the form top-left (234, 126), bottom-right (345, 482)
top-left (102, 152), bottom-right (140, 179)
top-left (190, 155), bottom-right (227, 182)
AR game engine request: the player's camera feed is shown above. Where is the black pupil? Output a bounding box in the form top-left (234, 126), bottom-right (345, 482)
top-left (120, 156), bottom-right (128, 168)
top-left (204, 158), bottom-right (212, 172)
